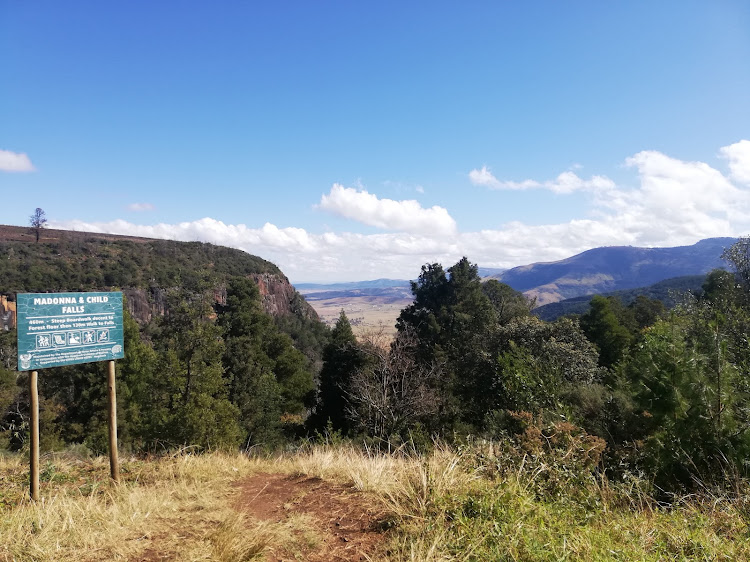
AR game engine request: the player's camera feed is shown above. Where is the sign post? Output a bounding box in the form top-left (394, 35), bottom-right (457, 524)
top-left (17, 292), bottom-right (125, 498)
top-left (29, 370), bottom-right (39, 501)
top-left (107, 360), bottom-right (119, 483)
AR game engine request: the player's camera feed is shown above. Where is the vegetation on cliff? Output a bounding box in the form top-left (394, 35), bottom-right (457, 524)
top-left (0, 226), bottom-right (326, 452)
top-left (2, 227), bottom-right (750, 504)
top-left (0, 227), bottom-right (281, 294)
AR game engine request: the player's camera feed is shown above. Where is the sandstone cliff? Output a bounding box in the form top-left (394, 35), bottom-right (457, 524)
top-left (0, 224), bottom-right (319, 327)
top-left (121, 273), bottom-right (318, 325)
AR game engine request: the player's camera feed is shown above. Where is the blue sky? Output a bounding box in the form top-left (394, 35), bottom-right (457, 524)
top-left (2, 1), bottom-right (750, 282)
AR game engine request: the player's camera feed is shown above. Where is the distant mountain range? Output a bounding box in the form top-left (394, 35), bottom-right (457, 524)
top-left (477, 267), bottom-right (506, 278)
top-left (296, 238), bottom-right (738, 318)
top-left (295, 278), bottom-right (410, 292)
top-left (487, 237), bottom-right (736, 306)
top-left (533, 275), bottom-right (708, 321)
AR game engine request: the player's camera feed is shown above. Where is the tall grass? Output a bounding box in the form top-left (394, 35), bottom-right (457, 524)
top-left (285, 438), bottom-right (750, 561)
top-left (2, 442), bottom-right (749, 561)
top-left (0, 450), bottom-right (281, 561)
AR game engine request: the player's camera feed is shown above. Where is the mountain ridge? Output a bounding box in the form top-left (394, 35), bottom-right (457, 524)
top-left (533, 274), bottom-right (708, 321)
top-left (0, 224), bottom-right (318, 325)
top-left (488, 237), bottom-right (735, 305)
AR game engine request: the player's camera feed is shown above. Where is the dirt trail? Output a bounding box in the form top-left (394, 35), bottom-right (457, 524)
top-left (235, 473), bottom-right (389, 561)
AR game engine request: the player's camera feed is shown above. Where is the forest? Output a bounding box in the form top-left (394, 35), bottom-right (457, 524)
top-left (2, 234), bottom-right (750, 496)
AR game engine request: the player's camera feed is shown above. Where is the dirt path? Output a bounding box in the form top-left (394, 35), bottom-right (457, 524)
top-left (235, 473), bottom-right (389, 561)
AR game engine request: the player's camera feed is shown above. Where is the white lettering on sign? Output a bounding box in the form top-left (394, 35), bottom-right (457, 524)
top-left (62, 306), bottom-right (85, 314)
top-left (86, 296), bottom-right (109, 303)
top-left (33, 296), bottom-right (83, 305)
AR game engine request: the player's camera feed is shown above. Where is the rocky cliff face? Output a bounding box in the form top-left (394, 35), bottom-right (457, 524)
top-left (122, 287), bottom-right (169, 325)
top-left (0, 224), bottom-right (319, 328)
top-left (250, 273), bottom-right (317, 320)
top-left (122, 273), bottom-right (318, 325)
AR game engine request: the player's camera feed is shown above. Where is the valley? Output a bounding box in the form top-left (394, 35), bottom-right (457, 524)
top-left (296, 237), bottom-right (736, 330)
top-left (297, 284), bottom-right (412, 334)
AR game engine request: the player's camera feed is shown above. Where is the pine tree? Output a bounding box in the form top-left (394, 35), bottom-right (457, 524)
top-left (312, 310), bottom-right (365, 433)
top-left (218, 278), bottom-right (314, 447)
top-left (580, 296), bottom-right (633, 369)
top-left (397, 257), bottom-right (497, 430)
top-left (153, 288), bottom-right (241, 449)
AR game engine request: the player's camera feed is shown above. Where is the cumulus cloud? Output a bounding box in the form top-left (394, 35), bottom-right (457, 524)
top-left (619, 149), bottom-right (750, 242)
top-left (48, 216), bottom-right (629, 283)
top-left (52, 140), bottom-right (750, 282)
top-left (317, 183), bottom-right (457, 236)
top-left (720, 140), bottom-right (750, 185)
top-left (468, 166), bottom-right (501, 188)
top-left (0, 149), bottom-right (35, 172)
top-left (50, 217), bottom-right (449, 281)
top-left (127, 202), bottom-right (155, 212)
top-left (469, 165), bottom-right (615, 194)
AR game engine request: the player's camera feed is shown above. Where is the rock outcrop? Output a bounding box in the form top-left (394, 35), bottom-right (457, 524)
top-left (0, 224), bottom-right (319, 328)
top-left (121, 274), bottom-right (318, 325)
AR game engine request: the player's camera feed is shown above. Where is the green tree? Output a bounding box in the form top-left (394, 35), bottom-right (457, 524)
top-left (0, 365), bottom-right (20, 449)
top-left (493, 316), bottom-right (603, 415)
top-left (621, 306), bottom-right (750, 491)
top-left (218, 278), bottom-right (314, 447)
top-left (397, 257), bottom-right (497, 430)
top-left (702, 268), bottom-right (742, 309)
top-left (628, 295), bottom-right (666, 331)
top-left (622, 319), bottom-right (712, 488)
top-left (482, 279), bottom-right (534, 325)
top-left (152, 289), bottom-right (241, 449)
top-left (396, 262), bottom-right (450, 362)
top-left (722, 237), bottom-right (750, 293)
top-left (580, 295), bottom-right (633, 370)
top-left (311, 310), bottom-right (365, 434)
top-left (116, 306), bottom-right (159, 451)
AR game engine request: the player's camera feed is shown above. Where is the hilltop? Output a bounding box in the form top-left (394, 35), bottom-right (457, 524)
top-left (486, 237), bottom-right (735, 305)
top-left (0, 224), bottom-right (318, 325)
top-left (533, 274), bottom-right (708, 321)
top-left (297, 238), bottom-right (736, 329)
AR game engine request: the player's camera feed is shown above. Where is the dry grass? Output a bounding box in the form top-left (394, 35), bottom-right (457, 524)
top-left (0, 450), bottom-right (301, 561)
top-left (2, 444), bottom-right (750, 561)
top-left (283, 443), bottom-right (750, 561)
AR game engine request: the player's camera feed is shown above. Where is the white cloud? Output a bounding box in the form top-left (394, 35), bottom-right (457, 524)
top-left (620, 149), bottom-right (749, 242)
top-left (381, 179), bottom-right (425, 194)
top-left (317, 183), bottom-right (457, 236)
top-left (468, 165), bottom-right (615, 194)
top-left (0, 149), bottom-right (35, 172)
top-left (127, 202), bottom-right (155, 212)
top-left (48, 216), bottom-right (628, 283)
top-left (720, 140), bottom-right (750, 185)
top-left (468, 166), bottom-right (502, 188)
top-left (51, 140), bottom-right (750, 283)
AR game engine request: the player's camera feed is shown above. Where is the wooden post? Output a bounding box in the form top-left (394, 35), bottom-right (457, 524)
top-left (29, 370), bottom-right (40, 501)
top-left (107, 360), bottom-right (120, 483)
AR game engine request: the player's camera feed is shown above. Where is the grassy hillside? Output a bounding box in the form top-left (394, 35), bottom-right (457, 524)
top-left (0, 225), bottom-right (330, 454)
top-left (490, 237), bottom-right (734, 305)
top-left (534, 274), bottom-right (708, 321)
top-left (2, 443), bottom-right (748, 561)
top-left (0, 225), bottom-right (281, 294)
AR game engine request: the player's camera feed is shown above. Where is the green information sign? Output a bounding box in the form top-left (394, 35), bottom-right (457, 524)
top-left (17, 292), bottom-right (124, 371)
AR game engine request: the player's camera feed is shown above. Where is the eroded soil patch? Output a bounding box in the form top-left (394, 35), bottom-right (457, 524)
top-left (236, 473), bottom-right (389, 561)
